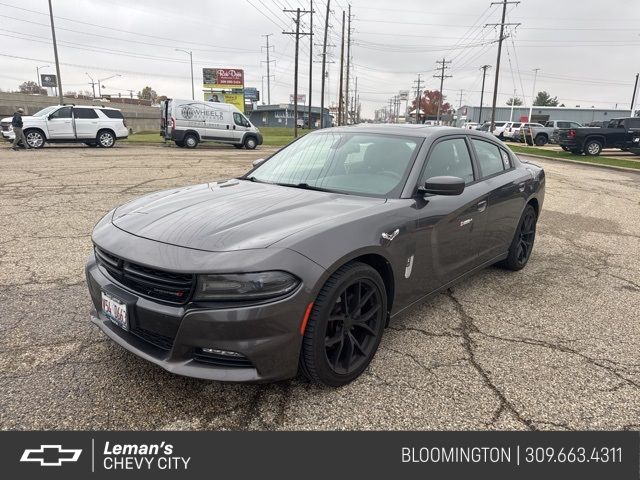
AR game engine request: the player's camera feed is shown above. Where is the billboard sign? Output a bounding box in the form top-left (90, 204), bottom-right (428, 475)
top-left (41, 74), bottom-right (57, 87)
top-left (244, 87), bottom-right (259, 101)
top-left (398, 90), bottom-right (409, 101)
top-left (289, 94), bottom-right (306, 105)
top-left (202, 68), bottom-right (244, 89)
top-left (204, 91), bottom-right (245, 113)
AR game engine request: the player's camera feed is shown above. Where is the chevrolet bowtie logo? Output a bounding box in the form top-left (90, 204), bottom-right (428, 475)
top-left (20, 445), bottom-right (82, 467)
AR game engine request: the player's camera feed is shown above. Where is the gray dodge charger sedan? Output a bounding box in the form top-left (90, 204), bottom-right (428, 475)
top-left (86, 125), bottom-right (545, 386)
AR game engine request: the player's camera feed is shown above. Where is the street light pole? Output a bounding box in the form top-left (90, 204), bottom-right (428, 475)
top-left (175, 49), bottom-right (194, 100)
top-left (528, 67), bottom-right (540, 122)
top-left (97, 74), bottom-right (121, 99)
top-left (85, 72), bottom-right (96, 98)
top-left (36, 65), bottom-right (50, 87)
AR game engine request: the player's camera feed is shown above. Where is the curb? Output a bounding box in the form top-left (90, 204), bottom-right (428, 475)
top-left (512, 151), bottom-right (640, 174)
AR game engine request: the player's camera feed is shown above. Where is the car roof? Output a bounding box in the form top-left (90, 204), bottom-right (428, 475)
top-left (315, 124), bottom-right (501, 142)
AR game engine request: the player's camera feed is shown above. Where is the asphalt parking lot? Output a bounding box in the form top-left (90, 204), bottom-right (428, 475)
top-left (1, 143), bottom-right (638, 431)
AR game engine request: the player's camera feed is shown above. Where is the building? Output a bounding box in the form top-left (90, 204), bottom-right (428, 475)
top-left (250, 104), bottom-right (333, 128)
top-left (456, 105), bottom-right (633, 126)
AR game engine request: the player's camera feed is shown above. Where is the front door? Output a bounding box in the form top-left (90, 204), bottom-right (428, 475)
top-left (411, 136), bottom-right (487, 292)
top-left (232, 112), bottom-right (250, 142)
top-left (625, 118), bottom-right (640, 149)
top-left (46, 106), bottom-right (74, 139)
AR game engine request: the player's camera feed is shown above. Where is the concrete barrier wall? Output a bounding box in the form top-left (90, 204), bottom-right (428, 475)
top-left (0, 92), bottom-right (160, 133)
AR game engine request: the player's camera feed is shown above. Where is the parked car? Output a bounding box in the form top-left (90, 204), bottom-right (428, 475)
top-left (462, 122), bottom-right (480, 130)
top-left (0, 105), bottom-right (128, 148)
top-left (557, 117), bottom-right (640, 155)
top-left (514, 123), bottom-right (544, 143)
top-left (161, 98), bottom-right (262, 149)
top-left (86, 125), bottom-right (545, 386)
top-left (491, 121), bottom-right (509, 139)
top-left (524, 120), bottom-right (583, 146)
top-left (502, 122), bottom-right (522, 141)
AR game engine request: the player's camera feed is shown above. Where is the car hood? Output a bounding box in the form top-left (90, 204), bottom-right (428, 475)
top-left (112, 179), bottom-right (386, 252)
top-left (1, 115), bottom-right (39, 123)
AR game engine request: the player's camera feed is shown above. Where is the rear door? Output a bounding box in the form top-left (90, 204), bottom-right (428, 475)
top-left (412, 136), bottom-right (488, 290)
top-left (470, 138), bottom-right (528, 262)
top-left (73, 107), bottom-right (100, 139)
top-left (46, 106), bottom-right (75, 139)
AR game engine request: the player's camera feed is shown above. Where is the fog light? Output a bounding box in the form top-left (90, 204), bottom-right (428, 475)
top-left (201, 348), bottom-right (243, 357)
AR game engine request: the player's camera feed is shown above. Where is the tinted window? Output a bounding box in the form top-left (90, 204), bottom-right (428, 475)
top-left (251, 133), bottom-right (420, 197)
top-left (49, 107), bottom-right (72, 119)
top-left (421, 138), bottom-right (474, 185)
top-left (628, 118), bottom-right (640, 129)
top-left (570, 122), bottom-right (581, 128)
top-left (557, 121), bottom-right (570, 128)
top-left (74, 108), bottom-right (98, 119)
top-left (233, 112), bottom-right (249, 127)
top-left (102, 109), bottom-right (123, 119)
top-left (472, 139), bottom-right (505, 177)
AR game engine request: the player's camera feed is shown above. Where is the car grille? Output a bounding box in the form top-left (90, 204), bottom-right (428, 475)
top-left (193, 351), bottom-right (254, 369)
top-left (130, 326), bottom-right (175, 351)
top-left (1, 123), bottom-right (10, 131)
top-left (94, 247), bottom-right (195, 304)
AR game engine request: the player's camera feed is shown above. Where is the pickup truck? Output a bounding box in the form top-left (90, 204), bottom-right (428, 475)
top-left (523, 120), bottom-right (582, 146)
top-left (557, 117), bottom-right (640, 156)
top-left (1, 105), bottom-right (129, 148)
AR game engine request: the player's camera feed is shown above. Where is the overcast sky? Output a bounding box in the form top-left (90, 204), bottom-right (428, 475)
top-left (1, 0), bottom-right (638, 117)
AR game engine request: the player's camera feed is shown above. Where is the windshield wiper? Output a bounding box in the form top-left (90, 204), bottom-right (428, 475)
top-left (273, 182), bottom-right (345, 194)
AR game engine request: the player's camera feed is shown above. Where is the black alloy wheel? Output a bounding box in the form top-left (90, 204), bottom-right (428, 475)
top-left (500, 204), bottom-right (537, 271)
top-left (300, 262), bottom-right (387, 386)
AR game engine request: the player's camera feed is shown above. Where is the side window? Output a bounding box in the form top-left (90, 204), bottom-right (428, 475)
top-left (557, 122), bottom-right (570, 129)
top-left (569, 122), bottom-right (581, 128)
top-left (627, 119), bottom-right (640, 129)
top-left (420, 138), bottom-right (474, 185)
top-left (233, 112), bottom-right (249, 127)
top-left (74, 108), bottom-right (99, 119)
top-left (545, 121), bottom-right (554, 127)
top-left (500, 149), bottom-right (512, 169)
top-left (472, 139), bottom-right (505, 178)
top-left (49, 107), bottom-right (72, 119)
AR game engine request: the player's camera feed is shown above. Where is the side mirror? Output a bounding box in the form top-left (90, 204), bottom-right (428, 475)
top-left (252, 158), bottom-right (266, 168)
top-left (420, 176), bottom-right (465, 196)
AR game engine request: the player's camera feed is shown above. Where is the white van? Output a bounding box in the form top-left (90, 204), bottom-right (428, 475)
top-left (161, 99), bottom-right (263, 149)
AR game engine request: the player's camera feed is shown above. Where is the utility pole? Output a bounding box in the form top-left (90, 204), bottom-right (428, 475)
top-left (509, 88), bottom-right (516, 121)
top-left (319, 0), bottom-right (331, 128)
top-left (630, 73), bottom-right (639, 115)
top-left (434, 58), bottom-right (452, 124)
top-left (175, 49), bottom-right (194, 99)
top-left (478, 65), bottom-right (491, 123)
top-left (261, 34), bottom-right (275, 105)
top-left (308, 0), bottom-right (314, 128)
top-left (353, 77), bottom-right (358, 124)
top-left (528, 67), bottom-right (540, 122)
top-left (413, 74), bottom-right (422, 124)
top-left (283, 8), bottom-right (312, 137)
top-left (85, 72), bottom-right (96, 98)
top-left (338, 10), bottom-right (346, 126)
top-left (345, 4), bottom-right (352, 124)
top-left (487, 0), bottom-right (520, 132)
top-left (47, 0), bottom-right (63, 104)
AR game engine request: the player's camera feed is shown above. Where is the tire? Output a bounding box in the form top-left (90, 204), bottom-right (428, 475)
top-left (560, 145), bottom-right (569, 151)
top-left (300, 262), bottom-right (387, 387)
top-left (534, 135), bottom-right (548, 146)
top-left (584, 139), bottom-right (602, 156)
top-left (499, 204), bottom-right (537, 271)
top-left (244, 136), bottom-right (258, 150)
top-left (97, 130), bottom-right (115, 148)
top-left (184, 133), bottom-right (198, 149)
top-left (24, 129), bottom-right (45, 149)
top-left (233, 144), bottom-right (243, 149)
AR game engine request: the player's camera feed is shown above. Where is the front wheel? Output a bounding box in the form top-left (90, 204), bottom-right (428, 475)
top-left (244, 136), bottom-right (258, 150)
top-left (500, 204), bottom-right (537, 271)
top-left (97, 130), bottom-right (115, 148)
top-left (24, 129), bottom-right (45, 148)
top-left (300, 262), bottom-right (387, 387)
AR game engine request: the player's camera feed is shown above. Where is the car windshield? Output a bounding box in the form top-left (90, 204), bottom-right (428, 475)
top-left (32, 106), bottom-right (58, 117)
top-left (248, 132), bottom-right (422, 197)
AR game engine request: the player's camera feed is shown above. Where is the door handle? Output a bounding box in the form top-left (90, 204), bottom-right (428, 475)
top-left (518, 182), bottom-right (526, 192)
top-left (477, 200), bottom-right (487, 212)
top-left (226, 125), bottom-right (229, 129)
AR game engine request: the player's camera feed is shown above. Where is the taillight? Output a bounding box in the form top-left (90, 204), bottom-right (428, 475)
top-left (123, 119), bottom-right (128, 128)
top-left (567, 129), bottom-right (576, 139)
top-left (171, 117), bottom-right (175, 129)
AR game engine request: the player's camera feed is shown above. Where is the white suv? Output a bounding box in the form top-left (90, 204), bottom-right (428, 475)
top-left (1, 105), bottom-right (129, 148)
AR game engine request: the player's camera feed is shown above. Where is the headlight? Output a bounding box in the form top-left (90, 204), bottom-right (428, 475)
top-left (194, 271), bottom-right (300, 301)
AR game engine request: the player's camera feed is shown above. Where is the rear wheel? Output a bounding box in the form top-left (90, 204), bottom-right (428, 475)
top-left (534, 135), bottom-right (548, 146)
top-left (184, 134), bottom-right (198, 149)
top-left (300, 262), bottom-right (387, 387)
top-left (24, 129), bottom-right (45, 148)
top-left (584, 139), bottom-right (602, 156)
top-left (97, 130), bottom-right (115, 148)
top-left (500, 204), bottom-right (537, 271)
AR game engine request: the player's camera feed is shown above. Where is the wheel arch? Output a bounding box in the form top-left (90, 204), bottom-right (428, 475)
top-left (583, 135), bottom-right (605, 147)
top-left (23, 126), bottom-right (47, 140)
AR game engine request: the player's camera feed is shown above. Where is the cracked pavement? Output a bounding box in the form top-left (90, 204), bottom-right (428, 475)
top-left (0, 144), bottom-right (638, 431)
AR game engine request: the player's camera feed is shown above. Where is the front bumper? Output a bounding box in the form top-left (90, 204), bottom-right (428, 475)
top-left (85, 227), bottom-right (325, 382)
top-left (1, 129), bottom-right (15, 140)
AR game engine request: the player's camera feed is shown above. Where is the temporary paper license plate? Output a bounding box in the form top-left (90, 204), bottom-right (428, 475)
top-left (101, 291), bottom-right (128, 331)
